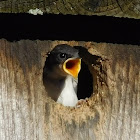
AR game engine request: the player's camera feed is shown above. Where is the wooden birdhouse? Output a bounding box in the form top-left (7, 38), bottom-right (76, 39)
top-left (0, 1), bottom-right (140, 140)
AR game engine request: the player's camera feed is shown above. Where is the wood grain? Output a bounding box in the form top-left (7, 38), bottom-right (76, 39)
top-left (0, 39), bottom-right (140, 139)
top-left (0, 0), bottom-right (140, 19)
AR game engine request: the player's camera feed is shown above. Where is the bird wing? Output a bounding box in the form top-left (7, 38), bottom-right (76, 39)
top-left (72, 78), bottom-right (78, 94)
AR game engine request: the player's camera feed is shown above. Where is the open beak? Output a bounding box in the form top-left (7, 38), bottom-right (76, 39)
top-left (63, 58), bottom-right (81, 78)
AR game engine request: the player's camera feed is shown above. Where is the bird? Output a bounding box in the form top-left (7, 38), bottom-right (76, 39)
top-left (43, 44), bottom-right (81, 107)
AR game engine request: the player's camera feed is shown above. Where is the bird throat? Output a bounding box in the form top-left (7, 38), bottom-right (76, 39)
top-left (57, 76), bottom-right (78, 107)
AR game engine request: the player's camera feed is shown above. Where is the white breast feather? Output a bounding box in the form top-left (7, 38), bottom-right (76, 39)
top-left (57, 76), bottom-right (78, 107)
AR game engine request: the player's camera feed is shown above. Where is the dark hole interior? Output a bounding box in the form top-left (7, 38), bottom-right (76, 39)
top-left (77, 60), bottom-right (93, 99)
top-left (74, 46), bottom-right (102, 100)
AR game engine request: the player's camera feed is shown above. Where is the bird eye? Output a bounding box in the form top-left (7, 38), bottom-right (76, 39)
top-left (59, 53), bottom-right (67, 59)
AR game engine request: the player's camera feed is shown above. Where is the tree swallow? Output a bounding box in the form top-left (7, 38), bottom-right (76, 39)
top-left (43, 44), bottom-right (81, 107)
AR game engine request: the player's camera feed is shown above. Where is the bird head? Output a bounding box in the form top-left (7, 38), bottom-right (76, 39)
top-left (46, 44), bottom-right (81, 79)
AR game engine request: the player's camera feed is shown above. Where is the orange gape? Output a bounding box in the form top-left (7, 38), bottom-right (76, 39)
top-left (63, 58), bottom-right (81, 78)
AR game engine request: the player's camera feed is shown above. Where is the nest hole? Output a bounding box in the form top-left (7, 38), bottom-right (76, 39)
top-left (43, 45), bottom-right (104, 106)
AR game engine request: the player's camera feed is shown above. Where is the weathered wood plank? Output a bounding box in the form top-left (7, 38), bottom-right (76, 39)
top-left (0, 39), bottom-right (140, 140)
top-left (0, 0), bottom-right (140, 19)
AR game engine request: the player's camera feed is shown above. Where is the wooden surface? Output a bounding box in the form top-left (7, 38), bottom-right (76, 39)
top-left (0, 39), bottom-right (140, 140)
top-left (0, 0), bottom-right (140, 19)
